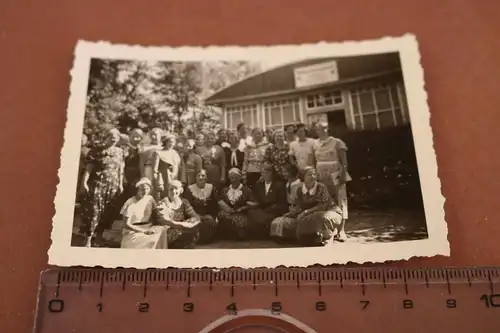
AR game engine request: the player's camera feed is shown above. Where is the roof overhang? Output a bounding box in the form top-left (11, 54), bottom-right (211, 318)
top-left (204, 69), bottom-right (402, 106)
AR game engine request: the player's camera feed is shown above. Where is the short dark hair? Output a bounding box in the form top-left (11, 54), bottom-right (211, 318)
top-left (284, 163), bottom-right (299, 178)
top-left (236, 123), bottom-right (245, 131)
top-left (295, 123), bottom-right (307, 133)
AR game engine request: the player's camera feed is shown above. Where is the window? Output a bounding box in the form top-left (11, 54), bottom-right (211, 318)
top-left (263, 98), bottom-right (301, 130)
top-left (306, 90), bottom-right (343, 110)
top-left (349, 83), bottom-right (408, 130)
top-left (226, 104), bottom-right (259, 130)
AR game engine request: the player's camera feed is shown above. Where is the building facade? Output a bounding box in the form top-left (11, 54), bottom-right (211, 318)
top-left (204, 52), bottom-right (410, 135)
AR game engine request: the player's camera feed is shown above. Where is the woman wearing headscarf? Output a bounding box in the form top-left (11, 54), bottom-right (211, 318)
top-left (272, 167), bottom-right (343, 246)
top-left (183, 169), bottom-right (219, 244)
top-left (314, 121), bottom-right (351, 242)
top-left (247, 164), bottom-right (287, 239)
top-left (217, 168), bottom-right (257, 240)
top-left (153, 133), bottom-right (185, 199)
top-left (264, 129), bottom-right (290, 182)
top-left (120, 177), bottom-right (168, 249)
top-left (195, 131), bottom-right (226, 190)
top-left (156, 180), bottom-right (202, 249)
top-left (242, 128), bottom-right (270, 189)
top-left (183, 139), bottom-right (203, 186)
top-left (223, 130), bottom-right (245, 182)
top-left (80, 127), bottom-right (126, 247)
top-left (140, 128), bottom-right (163, 181)
top-left (270, 164), bottom-right (303, 239)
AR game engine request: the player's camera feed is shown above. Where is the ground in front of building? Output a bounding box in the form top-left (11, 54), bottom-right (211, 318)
top-left (71, 209), bottom-right (428, 249)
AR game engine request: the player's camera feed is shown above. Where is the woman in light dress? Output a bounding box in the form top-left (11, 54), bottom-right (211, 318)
top-left (120, 178), bottom-right (168, 249)
top-left (153, 133), bottom-right (184, 199)
top-left (314, 122), bottom-right (350, 242)
top-left (270, 167), bottom-right (344, 246)
top-left (156, 180), bottom-right (202, 249)
top-left (270, 164), bottom-right (303, 240)
top-left (242, 128), bottom-right (270, 189)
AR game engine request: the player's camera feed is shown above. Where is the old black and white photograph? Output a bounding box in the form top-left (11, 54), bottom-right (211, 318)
top-left (49, 35), bottom-right (448, 268)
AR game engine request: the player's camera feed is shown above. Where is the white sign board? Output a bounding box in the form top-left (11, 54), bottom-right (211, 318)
top-left (294, 61), bottom-right (339, 88)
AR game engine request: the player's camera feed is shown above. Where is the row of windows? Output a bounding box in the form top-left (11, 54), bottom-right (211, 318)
top-left (349, 83), bottom-right (408, 130)
top-left (306, 90), bottom-right (343, 109)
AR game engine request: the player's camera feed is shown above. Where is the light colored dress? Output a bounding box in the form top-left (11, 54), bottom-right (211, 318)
top-left (140, 144), bottom-right (162, 181)
top-left (120, 195), bottom-right (168, 249)
top-left (270, 178), bottom-right (302, 237)
top-left (289, 138), bottom-right (316, 172)
top-left (313, 136), bottom-right (351, 219)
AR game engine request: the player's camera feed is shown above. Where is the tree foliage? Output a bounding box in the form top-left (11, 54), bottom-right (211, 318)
top-left (84, 59), bottom-right (262, 146)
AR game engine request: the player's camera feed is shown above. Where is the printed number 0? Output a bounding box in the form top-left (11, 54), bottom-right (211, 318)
top-left (271, 302), bottom-right (282, 315)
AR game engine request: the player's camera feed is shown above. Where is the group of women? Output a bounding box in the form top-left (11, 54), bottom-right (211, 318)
top-left (77, 121), bottom-right (351, 249)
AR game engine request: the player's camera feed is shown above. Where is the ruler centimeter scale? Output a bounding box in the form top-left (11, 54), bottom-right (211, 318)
top-left (34, 267), bottom-right (500, 333)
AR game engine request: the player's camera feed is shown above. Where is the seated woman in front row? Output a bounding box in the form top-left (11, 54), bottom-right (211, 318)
top-left (270, 166), bottom-right (343, 246)
top-left (247, 164), bottom-right (287, 239)
top-left (120, 177), bottom-right (168, 249)
top-left (270, 164), bottom-right (303, 240)
top-left (183, 169), bottom-right (219, 244)
top-left (156, 180), bottom-right (202, 249)
top-left (217, 168), bottom-right (257, 240)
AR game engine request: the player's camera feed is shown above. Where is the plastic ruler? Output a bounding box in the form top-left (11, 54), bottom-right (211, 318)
top-left (33, 267), bottom-right (500, 332)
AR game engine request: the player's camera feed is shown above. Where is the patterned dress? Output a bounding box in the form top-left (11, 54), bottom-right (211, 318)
top-left (81, 146), bottom-right (125, 238)
top-left (264, 144), bottom-right (290, 181)
top-left (217, 184), bottom-right (254, 240)
top-left (242, 141), bottom-right (270, 189)
top-left (184, 183), bottom-right (219, 244)
top-left (247, 180), bottom-right (287, 239)
top-left (275, 182), bottom-right (342, 246)
top-left (196, 145), bottom-right (226, 190)
top-left (155, 198), bottom-right (201, 249)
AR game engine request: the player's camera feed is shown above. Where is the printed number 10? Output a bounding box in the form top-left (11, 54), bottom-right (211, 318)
top-left (480, 294), bottom-right (500, 308)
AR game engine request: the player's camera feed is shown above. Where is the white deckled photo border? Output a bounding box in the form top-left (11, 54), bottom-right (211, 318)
top-left (48, 34), bottom-right (449, 268)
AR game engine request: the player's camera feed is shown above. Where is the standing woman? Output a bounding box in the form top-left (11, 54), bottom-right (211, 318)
top-left (183, 139), bottom-right (203, 186)
top-left (223, 130), bottom-right (245, 181)
top-left (314, 121), bottom-right (350, 241)
top-left (80, 127), bottom-right (126, 247)
top-left (264, 130), bottom-right (290, 182)
top-left (183, 169), bottom-right (219, 244)
top-left (242, 128), bottom-right (270, 189)
top-left (154, 134), bottom-right (184, 200)
top-left (217, 129), bottom-right (230, 148)
top-left (123, 128), bottom-right (144, 199)
top-left (196, 132), bottom-right (226, 190)
top-left (140, 128), bottom-right (163, 181)
top-left (265, 127), bottom-right (275, 145)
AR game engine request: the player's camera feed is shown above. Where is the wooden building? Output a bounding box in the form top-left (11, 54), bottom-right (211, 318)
top-left (204, 52), bottom-right (410, 136)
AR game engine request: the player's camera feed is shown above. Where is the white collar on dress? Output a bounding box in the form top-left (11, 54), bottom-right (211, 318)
top-left (302, 182), bottom-right (318, 195)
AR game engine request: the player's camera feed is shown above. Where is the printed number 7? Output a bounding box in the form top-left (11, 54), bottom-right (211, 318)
top-left (360, 300), bottom-right (370, 310)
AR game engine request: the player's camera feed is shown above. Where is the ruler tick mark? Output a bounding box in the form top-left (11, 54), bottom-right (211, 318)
top-left (296, 274), bottom-right (300, 290)
top-left (230, 274), bottom-right (234, 297)
top-left (275, 279), bottom-right (279, 297)
top-left (318, 275), bottom-right (322, 296)
top-left (187, 275), bottom-right (191, 298)
top-left (252, 273), bottom-right (256, 291)
top-left (143, 275), bottom-right (148, 298)
top-left (361, 274), bottom-right (366, 296)
top-left (466, 270), bottom-right (472, 287)
top-left (382, 274), bottom-right (386, 288)
top-left (99, 277), bottom-right (104, 298)
top-left (78, 272), bottom-right (83, 291)
top-left (425, 273), bottom-right (429, 288)
top-left (403, 274), bottom-right (408, 295)
top-left (445, 270), bottom-right (451, 295)
top-left (55, 271), bottom-right (61, 297)
top-left (488, 271), bottom-right (494, 294)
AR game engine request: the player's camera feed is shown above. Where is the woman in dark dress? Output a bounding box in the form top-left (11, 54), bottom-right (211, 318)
top-left (223, 130), bottom-right (245, 182)
top-left (123, 128), bottom-right (144, 199)
top-left (217, 168), bottom-right (257, 240)
top-left (183, 169), bottom-right (219, 244)
top-left (80, 128), bottom-right (126, 247)
top-left (264, 130), bottom-right (290, 182)
top-left (247, 164), bottom-right (287, 239)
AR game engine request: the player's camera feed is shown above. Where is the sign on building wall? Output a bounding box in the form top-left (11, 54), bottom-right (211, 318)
top-left (294, 61), bottom-right (339, 88)
top-left (307, 113), bottom-right (328, 125)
